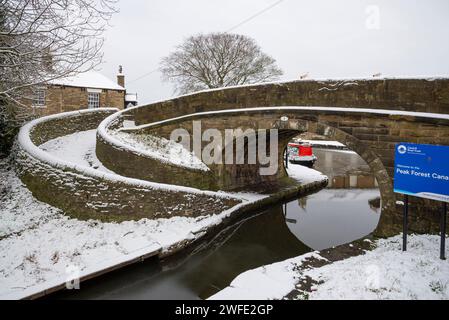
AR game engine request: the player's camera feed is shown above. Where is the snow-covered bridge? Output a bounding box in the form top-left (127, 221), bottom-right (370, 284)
top-left (17, 77), bottom-right (449, 237)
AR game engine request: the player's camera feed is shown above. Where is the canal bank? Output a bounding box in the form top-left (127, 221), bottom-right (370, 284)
top-left (210, 233), bottom-right (449, 300)
top-left (0, 153), bottom-right (328, 300)
top-left (46, 147), bottom-right (384, 300)
top-left (209, 149), bottom-right (448, 300)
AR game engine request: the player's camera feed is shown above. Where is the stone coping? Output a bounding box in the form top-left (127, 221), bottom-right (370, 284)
top-left (17, 108), bottom-right (237, 198)
top-left (15, 108), bottom-right (243, 223)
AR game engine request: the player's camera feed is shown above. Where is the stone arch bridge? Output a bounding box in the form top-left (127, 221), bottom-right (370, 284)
top-left (18, 78), bottom-right (449, 237)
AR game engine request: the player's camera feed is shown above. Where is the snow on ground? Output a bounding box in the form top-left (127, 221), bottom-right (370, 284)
top-left (39, 130), bottom-right (114, 173)
top-left (286, 162), bottom-right (328, 184)
top-left (122, 120), bottom-right (136, 128)
top-left (209, 234), bottom-right (449, 300)
top-left (210, 252), bottom-right (327, 300)
top-left (0, 158), bottom-right (263, 300)
top-left (1, 127), bottom-right (329, 299)
top-left (108, 130), bottom-right (209, 171)
top-left (323, 149), bottom-right (357, 154)
top-left (304, 235), bottom-right (449, 300)
top-left (21, 115), bottom-right (230, 196)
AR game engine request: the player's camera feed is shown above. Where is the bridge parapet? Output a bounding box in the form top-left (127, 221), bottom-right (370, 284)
top-left (15, 109), bottom-right (241, 222)
top-left (133, 78), bottom-right (449, 125)
top-left (96, 78), bottom-right (449, 236)
top-left (16, 78), bottom-right (449, 236)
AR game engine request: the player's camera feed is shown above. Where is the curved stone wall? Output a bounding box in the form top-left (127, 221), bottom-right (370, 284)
top-left (96, 111), bottom-right (219, 190)
top-left (97, 79), bottom-right (449, 193)
top-left (15, 109), bottom-right (241, 222)
top-left (132, 78), bottom-right (449, 125)
top-left (16, 78), bottom-right (449, 236)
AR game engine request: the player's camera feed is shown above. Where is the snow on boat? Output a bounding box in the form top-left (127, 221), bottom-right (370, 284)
top-left (287, 142), bottom-right (317, 167)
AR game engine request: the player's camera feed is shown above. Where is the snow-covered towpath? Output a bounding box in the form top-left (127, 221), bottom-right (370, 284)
top-left (210, 234), bottom-right (449, 300)
top-left (0, 158), bottom-right (263, 300)
top-left (0, 130), bottom-right (327, 299)
top-left (39, 129), bottom-right (113, 173)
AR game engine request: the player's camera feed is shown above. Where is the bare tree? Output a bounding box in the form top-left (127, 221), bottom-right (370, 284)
top-left (160, 33), bottom-right (283, 94)
top-left (0, 0), bottom-right (117, 102)
top-left (0, 0), bottom-right (117, 156)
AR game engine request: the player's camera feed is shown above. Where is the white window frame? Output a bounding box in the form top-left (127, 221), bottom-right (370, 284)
top-left (33, 88), bottom-right (46, 107)
top-left (87, 91), bottom-right (100, 109)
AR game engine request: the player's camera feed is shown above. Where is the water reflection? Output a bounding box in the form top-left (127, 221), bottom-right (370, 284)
top-left (53, 208), bottom-right (310, 300)
top-left (282, 148), bottom-right (381, 250)
top-left (283, 189), bottom-right (380, 251)
top-left (49, 147), bottom-right (381, 300)
top-left (328, 174), bottom-right (378, 189)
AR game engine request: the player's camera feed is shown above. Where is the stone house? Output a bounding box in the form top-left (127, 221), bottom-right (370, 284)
top-left (125, 93), bottom-right (138, 109)
top-left (29, 67), bottom-right (138, 116)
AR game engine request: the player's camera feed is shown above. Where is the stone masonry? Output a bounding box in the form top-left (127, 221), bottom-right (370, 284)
top-left (97, 78), bottom-right (449, 237)
top-left (24, 85), bottom-right (125, 117)
top-left (16, 110), bottom-right (241, 222)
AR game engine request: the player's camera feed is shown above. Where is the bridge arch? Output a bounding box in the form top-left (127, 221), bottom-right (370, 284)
top-left (96, 78), bottom-right (449, 236)
top-left (116, 108), bottom-right (393, 210)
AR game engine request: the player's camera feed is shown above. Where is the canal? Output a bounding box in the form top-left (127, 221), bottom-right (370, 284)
top-left (50, 148), bottom-right (381, 300)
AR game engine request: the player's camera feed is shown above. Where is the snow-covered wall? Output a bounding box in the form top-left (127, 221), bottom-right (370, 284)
top-left (106, 77), bottom-right (449, 237)
top-left (131, 78), bottom-right (449, 126)
top-left (15, 109), bottom-right (241, 222)
top-left (96, 111), bottom-right (218, 190)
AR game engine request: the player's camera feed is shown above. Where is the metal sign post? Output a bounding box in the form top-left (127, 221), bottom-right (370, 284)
top-left (441, 202), bottom-right (447, 260)
top-left (403, 195), bottom-right (408, 252)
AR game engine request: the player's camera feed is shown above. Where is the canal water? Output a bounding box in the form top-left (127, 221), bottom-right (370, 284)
top-left (51, 148), bottom-right (381, 300)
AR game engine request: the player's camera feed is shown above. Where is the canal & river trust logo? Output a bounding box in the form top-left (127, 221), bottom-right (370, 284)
top-left (397, 145), bottom-right (407, 155)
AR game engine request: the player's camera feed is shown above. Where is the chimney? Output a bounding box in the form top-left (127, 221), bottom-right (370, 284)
top-left (117, 65), bottom-right (125, 88)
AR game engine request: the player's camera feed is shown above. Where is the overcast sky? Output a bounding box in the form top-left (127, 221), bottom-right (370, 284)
top-left (98, 0), bottom-right (449, 104)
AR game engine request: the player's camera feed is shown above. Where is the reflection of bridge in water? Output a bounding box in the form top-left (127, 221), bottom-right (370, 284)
top-left (312, 148), bottom-right (378, 189)
top-left (282, 147), bottom-right (382, 247)
top-left (328, 174), bottom-right (377, 189)
top-left (282, 187), bottom-right (381, 251)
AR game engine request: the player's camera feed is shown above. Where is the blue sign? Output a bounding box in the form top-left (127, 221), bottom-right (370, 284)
top-left (394, 143), bottom-right (449, 203)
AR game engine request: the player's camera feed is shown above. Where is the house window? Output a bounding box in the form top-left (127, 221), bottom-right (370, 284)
top-left (88, 92), bottom-right (100, 109)
top-left (34, 89), bottom-right (46, 107)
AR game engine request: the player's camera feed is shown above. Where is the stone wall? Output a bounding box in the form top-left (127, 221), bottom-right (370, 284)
top-left (100, 78), bottom-right (449, 236)
top-left (133, 78), bottom-right (449, 125)
top-left (96, 133), bottom-right (219, 190)
top-left (31, 110), bottom-right (113, 145)
top-left (27, 85), bottom-right (125, 117)
top-left (17, 154), bottom-right (239, 222)
top-left (16, 109), bottom-right (240, 222)
top-left (116, 108), bottom-right (449, 198)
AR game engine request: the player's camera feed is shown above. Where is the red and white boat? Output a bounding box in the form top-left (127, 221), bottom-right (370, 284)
top-left (287, 142), bottom-right (317, 167)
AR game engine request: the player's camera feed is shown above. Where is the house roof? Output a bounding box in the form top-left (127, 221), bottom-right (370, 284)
top-left (50, 71), bottom-right (125, 91)
top-left (125, 93), bottom-right (138, 102)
